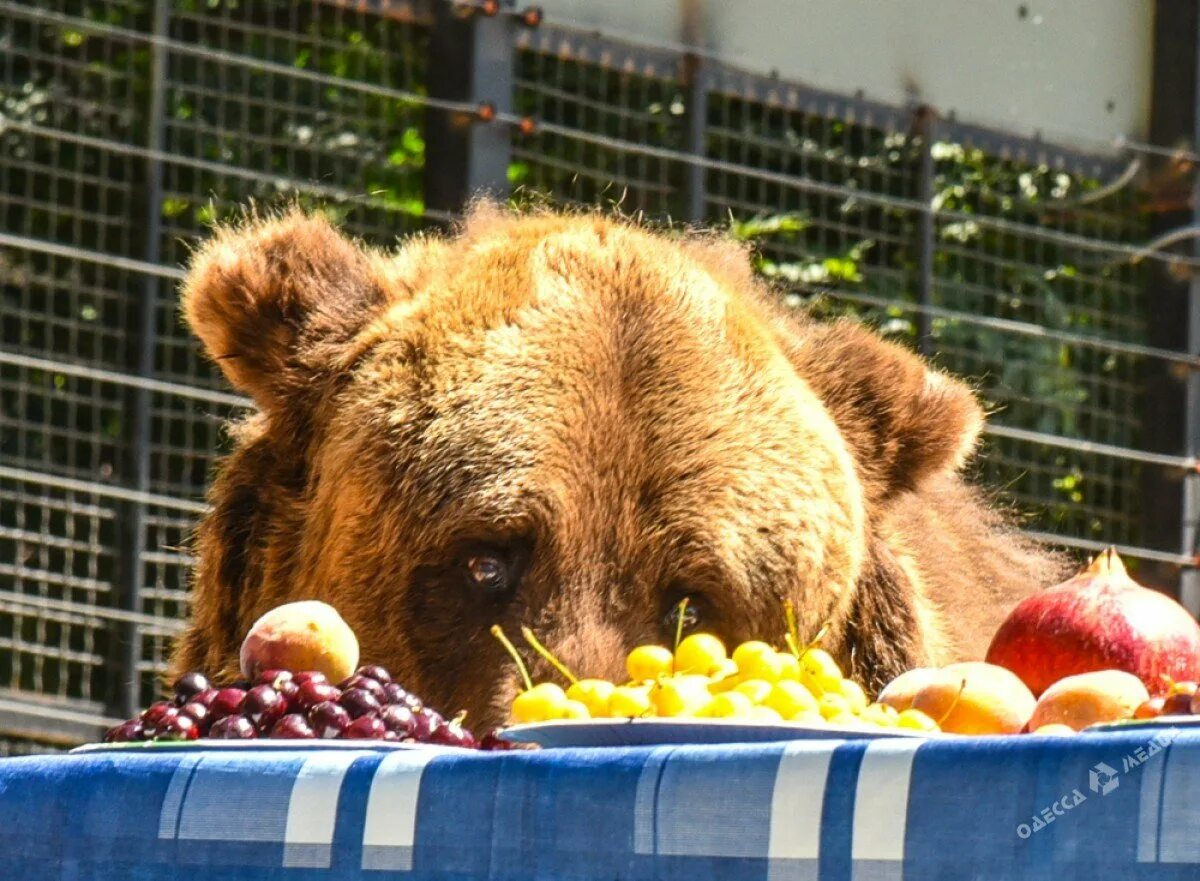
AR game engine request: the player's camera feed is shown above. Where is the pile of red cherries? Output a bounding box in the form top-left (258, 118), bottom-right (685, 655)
top-left (104, 665), bottom-right (512, 750)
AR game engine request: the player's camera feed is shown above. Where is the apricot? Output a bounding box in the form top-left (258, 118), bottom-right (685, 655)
top-left (239, 600), bottom-right (360, 683)
top-left (907, 662), bottom-right (1036, 735)
top-left (1027, 670), bottom-right (1149, 732)
top-left (876, 667), bottom-right (942, 712)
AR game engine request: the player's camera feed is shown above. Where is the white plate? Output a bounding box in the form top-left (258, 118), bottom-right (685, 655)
top-left (498, 717), bottom-right (938, 748)
top-left (70, 739), bottom-right (450, 755)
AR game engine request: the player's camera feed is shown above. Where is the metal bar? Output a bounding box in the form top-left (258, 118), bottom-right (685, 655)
top-left (0, 3), bottom-right (466, 115)
top-left (425, 1), bottom-right (515, 212)
top-left (0, 231), bottom-right (185, 280)
top-left (0, 119), bottom-right (458, 225)
top-left (1021, 531), bottom-right (1197, 568)
top-left (0, 697), bottom-right (121, 744)
top-left (528, 119), bottom-right (1200, 271)
top-left (0, 350), bottom-right (253, 410)
top-left (812, 289), bottom-right (1200, 370)
top-left (0, 466), bottom-right (208, 515)
top-left (526, 10), bottom-right (1197, 170)
top-left (914, 107), bottom-right (936, 356)
top-left (115, 0), bottom-right (170, 721)
top-left (982, 424), bottom-right (1197, 472)
top-left (681, 0), bottom-right (706, 224)
top-left (0, 591), bottom-right (185, 635)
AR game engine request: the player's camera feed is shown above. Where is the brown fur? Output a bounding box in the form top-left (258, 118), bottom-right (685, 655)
top-left (173, 206), bottom-right (1064, 725)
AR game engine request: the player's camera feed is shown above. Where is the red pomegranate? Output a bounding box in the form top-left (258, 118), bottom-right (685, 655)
top-left (986, 548), bottom-right (1200, 697)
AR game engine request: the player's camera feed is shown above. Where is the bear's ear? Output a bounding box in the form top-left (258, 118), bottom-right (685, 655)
top-left (790, 319), bottom-right (984, 499)
top-left (182, 211), bottom-right (386, 410)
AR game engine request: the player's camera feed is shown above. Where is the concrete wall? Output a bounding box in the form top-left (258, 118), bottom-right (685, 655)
top-left (538, 0), bottom-right (1156, 152)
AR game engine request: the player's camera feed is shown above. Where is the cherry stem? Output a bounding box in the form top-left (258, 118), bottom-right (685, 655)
top-left (520, 626), bottom-right (579, 685)
top-left (672, 597), bottom-right (690, 673)
top-left (490, 625), bottom-right (533, 692)
top-left (784, 600), bottom-right (800, 657)
top-left (797, 623), bottom-right (831, 664)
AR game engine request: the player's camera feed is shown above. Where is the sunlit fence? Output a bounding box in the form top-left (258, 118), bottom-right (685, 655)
top-left (2, 0), bottom-right (1199, 749)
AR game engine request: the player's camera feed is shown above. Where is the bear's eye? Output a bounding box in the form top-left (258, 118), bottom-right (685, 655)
top-left (663, 595), bottom-right (701, 633)
top-left (466, 554), bottom-right (508, 593)
top-left (460, 542), bottom-right (529, 598)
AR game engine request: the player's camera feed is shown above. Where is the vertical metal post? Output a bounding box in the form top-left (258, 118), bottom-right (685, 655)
top-left (1182, 8), bottom-right (1200, 614)
top-left (425, 2), bottom-right (515, 214)
top-left (119, 0), bottom-right (169, 717)
top-left (681, 0), bottom-right (706, 224)
top-left (914, 106), bottom-right (936, 357)
top-left (1145, 0), bottom-right (1200, 605)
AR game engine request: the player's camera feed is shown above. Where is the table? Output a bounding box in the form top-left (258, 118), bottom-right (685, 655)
top-left (3, 726), bottom-right (1200, 880)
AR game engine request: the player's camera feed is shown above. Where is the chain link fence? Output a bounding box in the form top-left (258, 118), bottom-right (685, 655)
top-left (2, 0), bottom-right (1198, 749)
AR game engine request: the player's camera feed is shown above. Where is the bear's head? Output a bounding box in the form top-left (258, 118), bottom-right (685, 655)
top-left (174, 207), bottom-right (986, 728)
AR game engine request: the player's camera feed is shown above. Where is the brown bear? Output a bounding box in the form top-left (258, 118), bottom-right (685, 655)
top-left (171, 205), bottom-right (1060, 729)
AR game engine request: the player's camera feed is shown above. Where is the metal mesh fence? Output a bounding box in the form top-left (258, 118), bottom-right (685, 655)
top-left (1, 1), bottom-right (1197, 751)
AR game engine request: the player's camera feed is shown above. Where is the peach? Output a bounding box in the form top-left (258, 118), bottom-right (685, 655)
top-left (1027, 670), bottom-right (1149, 732)
top-left (908, 662), bottom-right (1036, 735)
top-left (239, 600), bottom-right (360, 682)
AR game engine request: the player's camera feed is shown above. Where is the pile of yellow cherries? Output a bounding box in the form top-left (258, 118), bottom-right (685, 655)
top-left (492, 622), bottom-right (941, 733)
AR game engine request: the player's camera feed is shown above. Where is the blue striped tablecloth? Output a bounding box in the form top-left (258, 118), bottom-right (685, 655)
top-left (3, 726), bottom-right (1200, 880)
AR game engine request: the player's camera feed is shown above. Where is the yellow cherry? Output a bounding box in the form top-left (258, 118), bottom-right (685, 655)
top-left (777, 653), bottom-right (801, 681)
top-left (567, 679), bottom-right (615, 716)
top-left (896, 708), bottom-right (940, 732)
top-left (838, 679), bottom-right (868, 713)
top-left (674, 633), bottom-right (728, 675)
top-left (746, 705), bottom-right (784, 722)
top-left (626, 645), bottom-right (673, 682)
top-left (825, 710), bottom-right (863, 728)
top-left (765, 680), bottom-right (820, 719)
top-left (800, 648), bottom-right (843, 694)
top-left (562, 699), bottom-right (591, 720)
top-left (651, 677), bottom-right (712, 717)
top-left (732, 641), bottom-right (785, 681)
top-left (735, 679), bottom-right (773, 704)
top-left (511, 682), bottom-right (569, 723)
top-left (817, 692), bottom-right (850, 720)
top-left (701, 691), bottom-right (755, 718)
top-left (858, 702), bottom-right (899, 727)
top-left (609, 685), bottom-right (653, 718)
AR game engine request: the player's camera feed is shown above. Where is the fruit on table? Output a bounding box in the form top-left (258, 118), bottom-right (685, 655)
top-left (879, 662), bottom-right (1035, 735)
top-left (239, 600), bottom-right (360, 684)
top-left (493, 623), bottom-right (938, 733)
top-left (986, 548), bottom-right (1200, 697)
top-left (104, 662), bottom-right (508, 750)
top-left (1162, 680), bottom-right (1198, 715)
top-left (1027, 670), bottom-right (1150, 731)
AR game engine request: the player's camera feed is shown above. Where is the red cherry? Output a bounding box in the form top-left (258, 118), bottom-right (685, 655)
top-left (341, 715), bottom-right (387, 740)
top-left (308, 701), bottom-right (352, 738)
top-left (104, 720), bottom-right (146, 743)
top-left (297, 680), bottom-right (341, 710)
top-left (208, 688), bottom-right (248, 721)
top-left (209, 716), bottom-right (257, 739)
top-left (156, 713), bottom-right (199, 741)
top-left (140, 701), bottom-right (175, 727)
top-left (245, 685), bottom-right (287, 731)
top-left (269, 713), bottom-right (316, 739)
